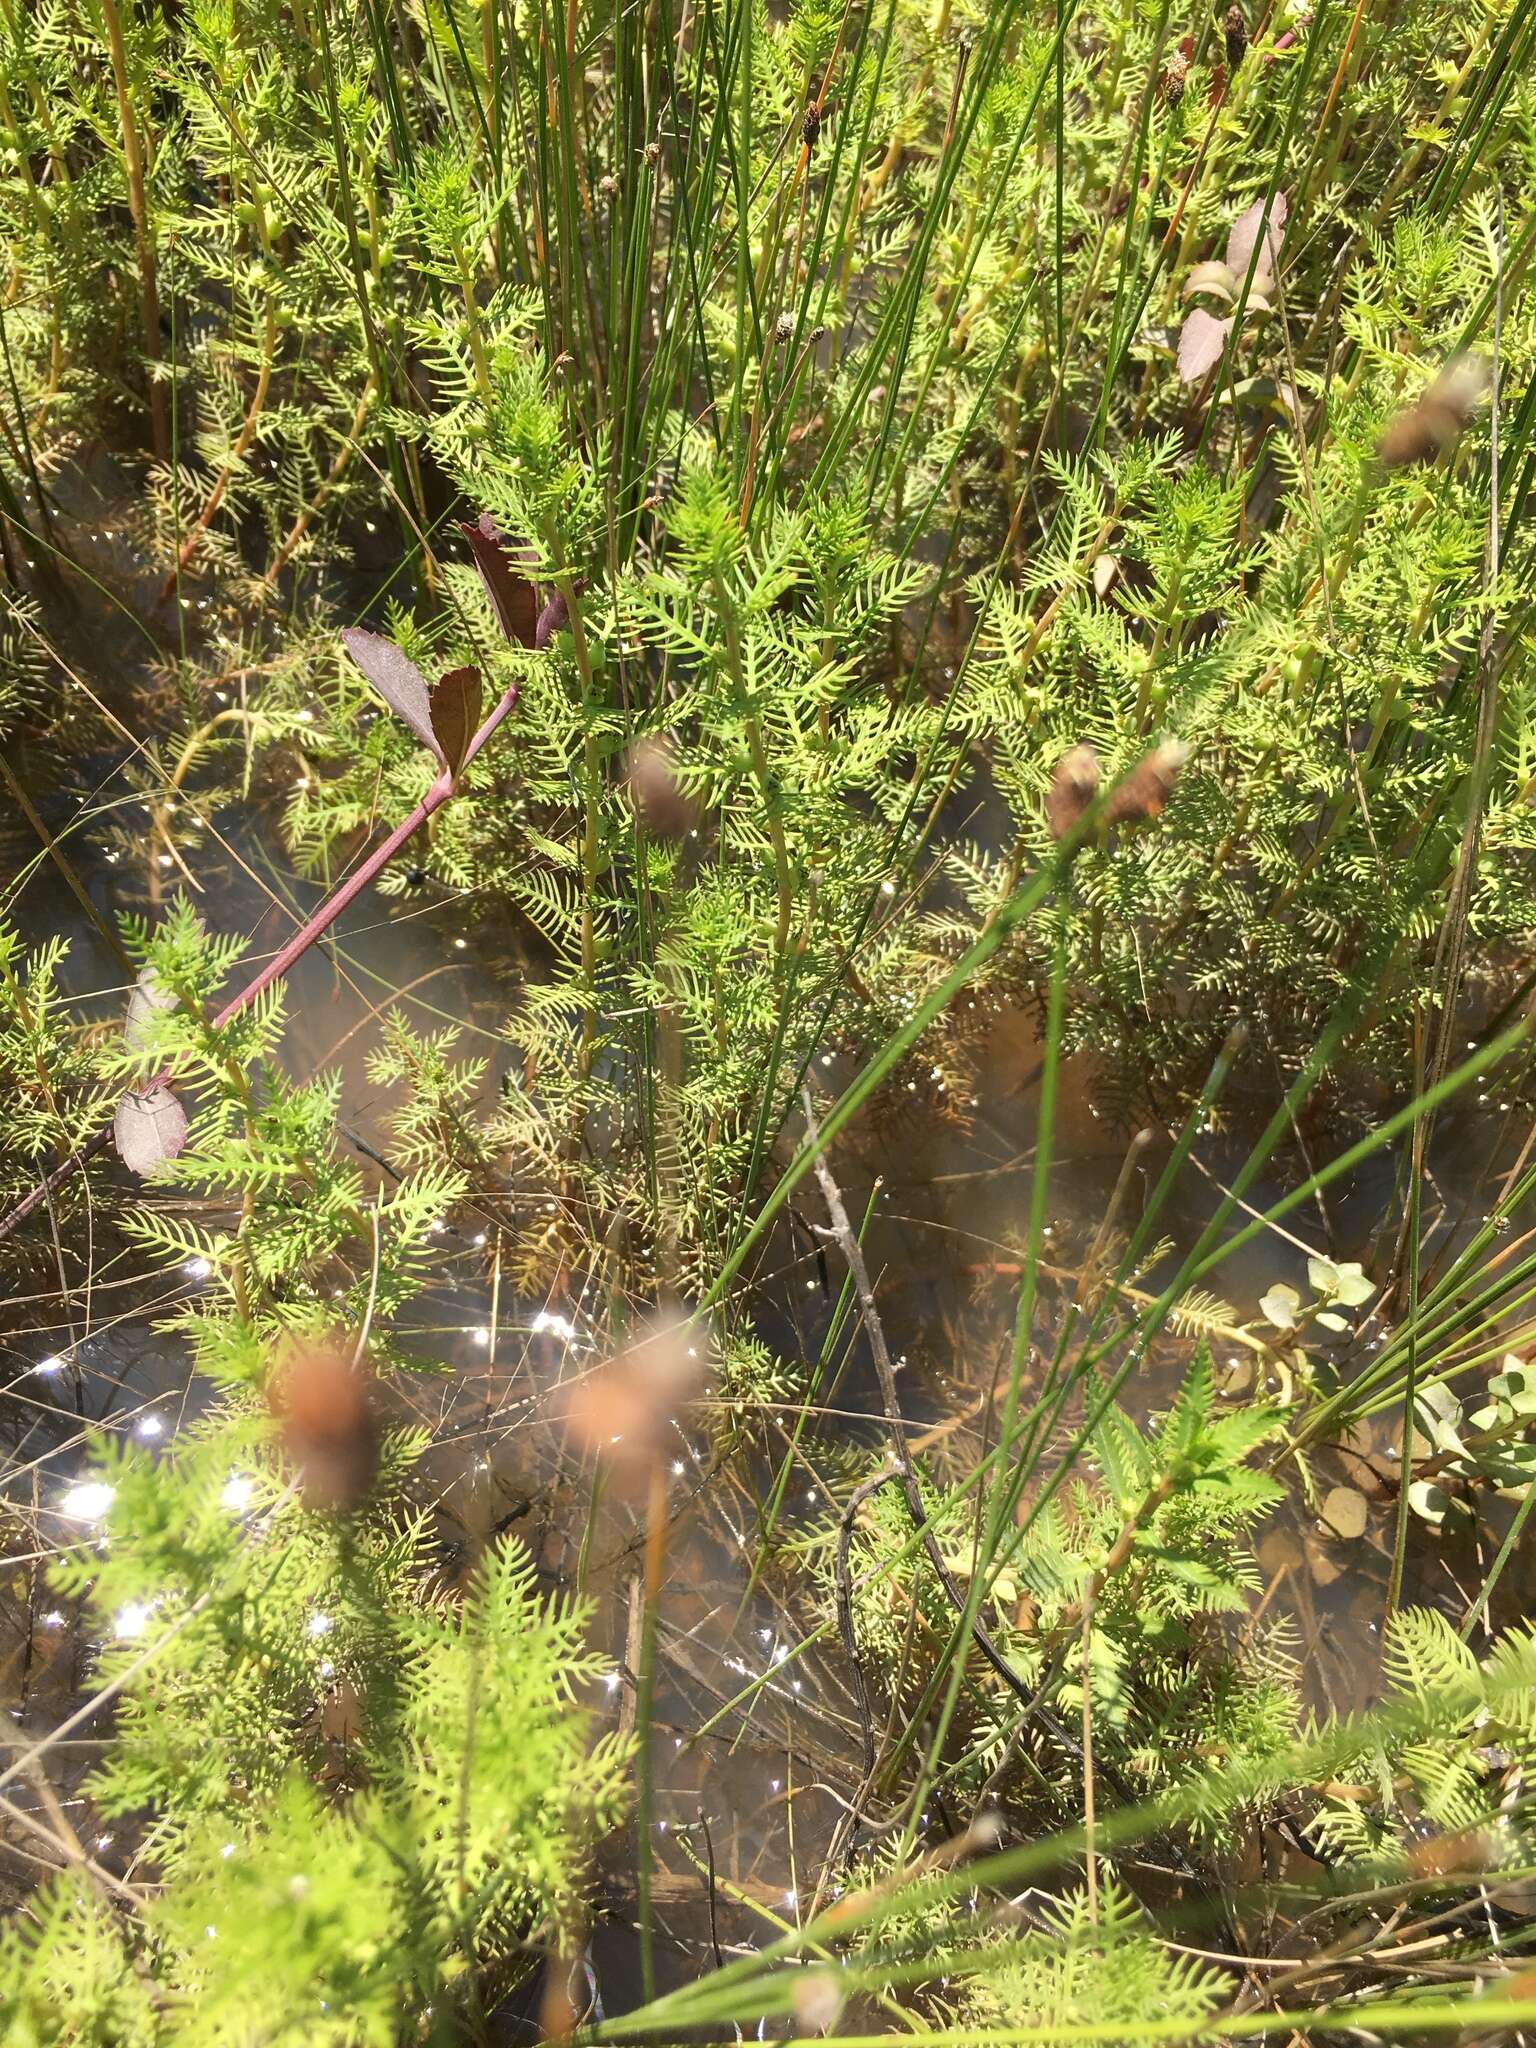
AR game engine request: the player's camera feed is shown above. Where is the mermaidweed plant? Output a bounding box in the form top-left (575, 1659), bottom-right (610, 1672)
top-left (1, 0), bottom-right (1531, 1144)
top-left (5, 870), bottom-right (1536, 2042)
top-left (817, 1346), bottom-right (1300, 1822)
top-left (2, 0), bottom-right (1536, 2037)
top-left (0, 902), bottom-right (627, 2037)
top-left (580, 1608), bottom-right (1536, 2045)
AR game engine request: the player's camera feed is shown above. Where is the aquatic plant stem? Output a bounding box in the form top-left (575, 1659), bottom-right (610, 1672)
top-left (714, 571), bottom-right (793, 955)
top-left (97, 0), bottom-right (167, 464)
top-left (263, 376), bottom-right (378, 586)
top-left (159, 300), bottom-right (279, 600)
top-left (0, 682), bottom-right (520, 1243)
top-left (634, 1457), bottom-right (667, 2001)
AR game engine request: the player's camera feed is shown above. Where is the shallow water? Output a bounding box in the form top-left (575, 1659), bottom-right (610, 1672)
top-left (3, 512), bottom-right (1534, 2003)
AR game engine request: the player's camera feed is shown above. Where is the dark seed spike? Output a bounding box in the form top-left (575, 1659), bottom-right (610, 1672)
top-left (1224, 4), bottom-right (1248, 70)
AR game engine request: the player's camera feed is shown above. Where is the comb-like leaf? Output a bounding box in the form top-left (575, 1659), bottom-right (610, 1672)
top-left (1225, 189), bottom-right (1287, 282)
top-left (459, 515), bottom-right (540, 647)
top-left (114, 1085), bottom-right (189, 1178)
top-left (429, 666), bottom-right (484, 779)
top-left (1177, 307), bottom-right (1232, 384)
top-left (341, 628), bottom-right (445, 764)
top-left (124, 965), bottom-right (177, 1050)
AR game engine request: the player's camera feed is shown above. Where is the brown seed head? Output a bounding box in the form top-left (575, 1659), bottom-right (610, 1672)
top-left (1224, 4), bottom-right (1248, 68)
top-left (1377, 356), bottom-right (1490, 470)
top-left (539, 1955), bottom-right (583, 2043)
top-left (626, 737), bottom-right (698, 839)
top-left (1045, 742), bottom-right (1102, 839)
top-left (1163, 35), bottom-right (1194, 104)
top-left (790, 1972), bottom-right (845, 2036)
top-left (1104, 740), bottom-right (1189, 825)
top-left (268, 1342), bottom-right (379, 1513)
top-left (1406, 1825), bottom-right (1498, 1880)
top-left (562, 1313), bottom-right (706, 1488)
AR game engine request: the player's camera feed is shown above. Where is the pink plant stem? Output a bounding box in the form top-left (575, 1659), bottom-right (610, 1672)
top-left (0, 683), bottom-right (520, 1245)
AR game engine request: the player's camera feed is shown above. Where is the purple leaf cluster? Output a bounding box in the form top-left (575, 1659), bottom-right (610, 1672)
top-left (1176, 190), bottom-right (1288, 385)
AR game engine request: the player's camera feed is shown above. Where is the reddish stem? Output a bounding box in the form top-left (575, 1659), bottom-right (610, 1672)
top-left (0, 682), bottom-right (520, 1244)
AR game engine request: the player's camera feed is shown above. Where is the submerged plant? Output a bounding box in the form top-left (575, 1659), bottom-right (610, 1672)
top-left (1, 0), bottom-right (1535, 2036)
top-left (0, 906), bottom-right (626, 2034)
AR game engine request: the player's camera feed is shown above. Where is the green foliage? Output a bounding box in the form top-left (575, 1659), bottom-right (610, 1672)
top-left (0, 920), bottom-right (111, 1203)
top-left (0, 907), bottom-right (626, 2039)
top-left (957, 1879), bottom-right (1227, 2048)
top-left (821, 1349), bottom-right (1299, 1815)
top-left (1, 0), bottom-right (1528, 1166)
top-left (2, 0), bottom-right (1536, 2037)
top-left (5, 1538), bottom-right (627, 2042)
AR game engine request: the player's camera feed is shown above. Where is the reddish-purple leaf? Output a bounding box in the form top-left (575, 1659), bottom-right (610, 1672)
top-left (114, 1085), bottom-right (189, 1178)
top-left (459, 516), bottom-right (540, 647)
top-left (1177, 307), bottom-right (1232, 383)
top-left (1225, 189), bottom-right (1287, 283)
top-left (429, 665), bottom-right (484, 779)
top-left (535, 591), bottom-right (568, 649)
top-left (342, 628), bottom-right (446, 765)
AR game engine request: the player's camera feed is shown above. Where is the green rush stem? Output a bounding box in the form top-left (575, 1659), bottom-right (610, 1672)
top-left (1386, 1102), bottom-right (1422, 1618)
top-left (634, 1459), bottom-right (667, 2000)
top-left (713, 571), bottom-right (793, 957)
top-left (97, 0), bottom-right (167, 463)
top-left (1459, 1482), bottom-right (1536, 1643)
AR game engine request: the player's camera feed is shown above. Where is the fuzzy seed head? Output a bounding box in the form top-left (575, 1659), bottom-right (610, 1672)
top-left (562, 1312), bottom-right (705, 1488)
top-left (1377, 356), bottom-right (1490, 470)
top-left (626, 737), bottom-right (698, 839)
top-left (269, 1343), bottom-right (378, 1513)
top-left (1104, 740), bottom-right (1189, 825)
top-left (1045, 743), bottom-right (1102, 839)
